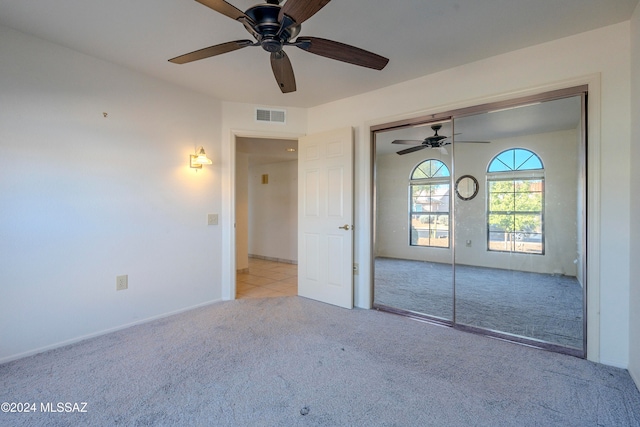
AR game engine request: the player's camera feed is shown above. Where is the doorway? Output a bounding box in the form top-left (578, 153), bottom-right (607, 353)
top-left (372, 87), bottom-right (587, 357)
top-left (235, 136), bottom-right (299, 299)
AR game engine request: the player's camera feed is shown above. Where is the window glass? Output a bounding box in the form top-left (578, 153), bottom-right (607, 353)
top-left (488, 148), bottom-right (543, 172)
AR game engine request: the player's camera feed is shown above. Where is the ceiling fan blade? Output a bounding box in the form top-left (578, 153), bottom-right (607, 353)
top-left (270, 51), bottom-right (297, 93)
top-left (446, 134), bottom-right (491, 144)
top-left (195, 0), bottom-right (248, 21)
top-left (392, 139), bottom-right (424, 145)
top-left (279, 0), bottom-right (331, 25)
top-left (396, 145), bottom-right (428, 155)
top-left (169, 40), bottom-right (253, 64)
top-left (296, 37), bottom-right (389, 70)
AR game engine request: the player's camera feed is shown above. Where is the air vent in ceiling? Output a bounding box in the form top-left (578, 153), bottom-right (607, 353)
top-left (255, 108), bottom-right (286, 124)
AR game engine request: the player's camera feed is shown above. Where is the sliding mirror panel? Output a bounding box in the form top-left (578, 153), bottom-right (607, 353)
top-left (373, 121), bottom-right (454, 322)
top-left (452, 96), bottom-right (585, 353)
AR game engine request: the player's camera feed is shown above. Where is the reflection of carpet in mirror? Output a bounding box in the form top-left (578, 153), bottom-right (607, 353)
top-left (374, 257), bottom-right (583, 349)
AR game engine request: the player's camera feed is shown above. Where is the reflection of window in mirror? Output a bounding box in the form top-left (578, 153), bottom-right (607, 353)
top-left (486, 148), bottom-right (544, 254)
top-left (409, 159), bottom-right (451, 248)
top-left (455, 175), bottom-right (478, 201)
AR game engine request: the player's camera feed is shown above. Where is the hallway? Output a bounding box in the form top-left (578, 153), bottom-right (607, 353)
top-left (236, 258), bottom-right (298, 299)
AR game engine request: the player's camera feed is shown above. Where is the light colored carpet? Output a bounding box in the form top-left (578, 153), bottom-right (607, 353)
top-left (374, 257), bottom-right (583, 349)
top-left (1, 297), bottom-right (638, 426)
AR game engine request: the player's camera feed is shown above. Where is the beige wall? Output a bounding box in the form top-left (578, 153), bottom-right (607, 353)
top-left (248, 160), bottom-right (298, 262)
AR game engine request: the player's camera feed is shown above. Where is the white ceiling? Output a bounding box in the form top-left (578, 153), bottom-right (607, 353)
top-left (0, 0), bottom-right (637, 108)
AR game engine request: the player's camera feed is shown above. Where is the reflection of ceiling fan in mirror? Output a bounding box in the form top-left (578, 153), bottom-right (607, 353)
top-left (169, 0), bottom-right (389, 94)
top-left (392, 124), bottom-right (490, 155)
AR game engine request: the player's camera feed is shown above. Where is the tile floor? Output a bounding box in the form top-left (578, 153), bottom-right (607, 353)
top-left (236, 258), bottom-right (298, 299)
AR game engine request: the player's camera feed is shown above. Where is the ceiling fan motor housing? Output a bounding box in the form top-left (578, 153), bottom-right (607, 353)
top-left (426, 124), bottom-right (447, 145)
top-left (245, 3), bottom-right (301, 52)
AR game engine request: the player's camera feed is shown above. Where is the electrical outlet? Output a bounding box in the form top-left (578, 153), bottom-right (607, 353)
top-left (207, 213), bottom-right (218, 225)
top-left (116, 275), bottom-right (128, 291)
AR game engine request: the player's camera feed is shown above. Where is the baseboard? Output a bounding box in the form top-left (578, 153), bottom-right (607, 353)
top-left (630, 365), bottom-right (640, 392)
top-left (0, 298), bottom-right (223, 365)
top-left (599, 357), bottom-right (628, 370)
top-left (249, 254), bottom-right (297, 265)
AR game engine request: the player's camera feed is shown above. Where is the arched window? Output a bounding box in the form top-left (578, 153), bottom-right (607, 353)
top-left (409, 159), bottom-right (450, 248)
top-left (487, 148), bottom-right (544, 254)
top-left (488, 148), bottom-right (543, 172)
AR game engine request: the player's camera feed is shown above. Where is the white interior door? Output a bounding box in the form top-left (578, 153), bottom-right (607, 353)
top-left (298, 127), bottom-right (354, 309)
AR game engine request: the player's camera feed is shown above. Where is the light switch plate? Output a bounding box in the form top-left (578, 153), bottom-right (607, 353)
top-left (207, 213), bottom-right (218, 225)
top-left (116, 275), bottom-right (128, 291)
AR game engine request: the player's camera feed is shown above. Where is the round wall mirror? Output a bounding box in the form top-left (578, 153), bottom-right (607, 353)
top-left (455, 175), bottom-right (479, 201)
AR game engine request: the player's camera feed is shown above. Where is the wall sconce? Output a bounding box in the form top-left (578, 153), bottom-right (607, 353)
top-left (190, 146), bottom-right (212, 170)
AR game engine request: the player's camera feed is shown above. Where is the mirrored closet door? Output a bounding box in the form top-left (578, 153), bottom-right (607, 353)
top-left (373, 120), bottom-right (454, 322)
top-left (373, 89), bottom-right (586, 356)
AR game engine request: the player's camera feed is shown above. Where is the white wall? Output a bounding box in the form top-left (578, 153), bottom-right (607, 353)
top-left (628, 3), bottom-right (640, 389)
top-left (308, 23), bottom-right (631, 368)
top-left (248, 160), bottom-right (298, 262)
top-left (0, 26), bottom-right (223, 362)
top-left (376, 129), bottom-right (579, 276)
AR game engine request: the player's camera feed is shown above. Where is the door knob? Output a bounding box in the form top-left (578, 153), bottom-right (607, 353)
top-left (338, 224), bottom-right (351, 230)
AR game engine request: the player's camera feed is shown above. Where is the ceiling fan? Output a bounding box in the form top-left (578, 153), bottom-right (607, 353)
top-left (392, 124), bottom-right (490, 155)
top-left (169, 0), bottom-right (389, 93)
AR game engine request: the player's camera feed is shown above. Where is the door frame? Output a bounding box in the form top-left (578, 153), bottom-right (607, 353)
top-left (364, 75), bottom-right (601, 362)
top-left (222, 129), bottom-right (304, 301)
